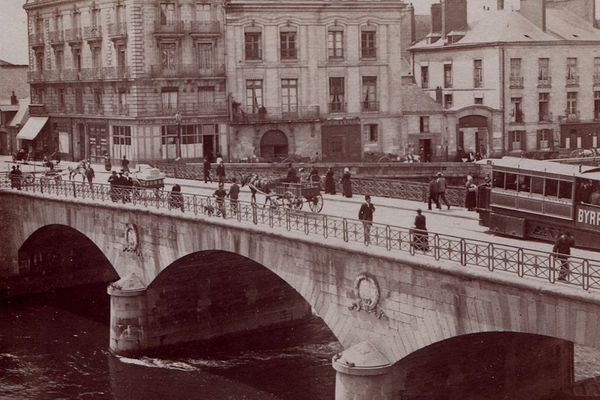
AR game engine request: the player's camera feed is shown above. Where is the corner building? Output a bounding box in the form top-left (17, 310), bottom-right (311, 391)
top-left (410, 0), bottom-right (600, 158)
top-left (224, 0), bottom-right (414, 162)
top-left (24, 0), bottom-right (228, 163)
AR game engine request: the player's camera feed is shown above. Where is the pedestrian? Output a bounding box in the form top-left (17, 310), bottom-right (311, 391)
top-left (108, 171), bottom-right (119, 202)
top-left (428, 175), bottom-right (440, 210)
top-left (203, 157), bottom-right (212, 183)
top-left (85, 165), bottom-right (95, 188)
top-left (14, 166), bottom-right (22, 190)
top-left (324, 167), bottom-right (336, 195)
top-left (168, 184), bottom-right (184, 211)
top-left (341, 167), bottom-right (352, 198)
top-left (309, 167), bottom-right (320, 185)
top-left (358, 195), bottom-right (375, 245)
top-left (213, 182), bottom-right (227, 217)
top-left (287, 163), bottom-right (298, 183)
top-left (411, 209), bottom-right (429, 252)
top-left (103, 152), bottom-right (112, 172)
top-left (228, 177), bottom-right (240, 215)
top-left (465, 175), bottom-right (477, 211)
top-left (216, 160), bottom-right (226, 184)
top-left (215, 152), bottom-right (223, 164)
top-left (436, 172), bottom-right (450, 210)
top-left (553, 232), bottom-right (575, 282)
top-left (9, 166), bottom-right (17, 189)
top-left (121, 155), bottom-right (130, 173)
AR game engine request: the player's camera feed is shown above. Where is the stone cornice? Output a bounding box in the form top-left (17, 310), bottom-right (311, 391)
top-left (410, 40), bottom-right (600, 53)
top-left (225, 0), bottom-right (410, 13)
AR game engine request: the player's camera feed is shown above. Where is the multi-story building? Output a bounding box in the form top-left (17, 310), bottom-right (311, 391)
top-left (410, 0), bottom-right (600, 158)
top-left (224, 0), bottom-right (415, 162)
top-left (0, 60), bottom-right (29, 155)
top-left (23, 0), bottom-right (228, 163)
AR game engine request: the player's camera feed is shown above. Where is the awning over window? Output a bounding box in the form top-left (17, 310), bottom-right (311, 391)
top-left (16, 116), bottom-right (48, 141)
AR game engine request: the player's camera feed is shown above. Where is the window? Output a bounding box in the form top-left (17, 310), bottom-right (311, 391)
top-left (473, 59), bottom-right (483, 88)
top-left (567, 92), bottom-right (578, 115)
top-left (159, 2), bottom-right (176, 25)
top-left (72, 47), bottom-right (81, 71)
top-left (510, 58), bottom-right (521, 77)
top-left (116, 4), bottom-right (126, 24)
top-left (160, 42), bottom-right (177, 69)
top-left (182, 125), bottom-right (201, 144)
top-left (91, 8), bottom-right (100, 27)
top-left (538, 129), bottom-right (552, 149)
top-left (55, 14), bottom-right (63, 32)
top-left (492, 171), bottom-right (505, 189)
top-left (595, 58), bottom-right (600, 80)
top-left (360, 30), bottom-right (376, 59)
top-left (280, 31), bottom-right (297, 60)
top-left (118, 89), bottom-right (127, 112)
top-left (539, 93), bottom-right (550, 121)
top-left (281, 79), bottom-right (298, 114)
top-left (421, 66), bottom-right (429, 88)
top-left (508, 130), bottom-right (524, 151)
top-left (443, 64), bottom-right (452, 88)
top-left (197, 42), bottom-right (213, 68)
top-left (246, 79), bottom-right (263, 113)
top-left (510, 97), bottom-right (523, 123)
top-left (531, 176), bottom-right (544, 195)
top-left (363, 124), bottom-right (378, 143)
top-left (245, 32), bottom-right (262, 60)
top-left (596, 91), bottom-right (600, 119)
top-left (161, 88), bottom-right (178, 111)
top-left (35, 17), bottom-right (44, 35)
top-left (35, 51), bottom-right (44, 72)
top-left (75, 88), bottom-right (83, 113)
top-left (329, 77), bottom-right (345, 112)
top-left (116, 44), bottom-right (126, 67)
top-left (55, 49), bottom-right (63, 71)
top-left (161, 125), bottom-right (178, 145)
top-left (196, 3), bottom-right (212, 21)
top-left (91, 46), bottom-right (101, 69)
top-left (93, 88), bottom-right (102, 111)
top-left (538, 58), bottom-right (550, 80)
top-left (328, 30), bottom-right (343, 59)
top-left (361, 76), bottom-right (377, 111)
top-left (567, 57), bottom-right (578, 80)
top-left (58, 88), bottom-right (65, 109)
top-left (420, 116), bottom-right (430, 133)
top-left (444, 93), bottom-right (453, 109)
top-left (113, 126), bottom-right (131, 145)
top-left (198, 86), bottom-right (215, 105)
top-left (72, 12), bottom-right (81, 30)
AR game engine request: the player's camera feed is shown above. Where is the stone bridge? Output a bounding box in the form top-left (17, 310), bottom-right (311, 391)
top-left (2, 189), bottom-right (600, 399)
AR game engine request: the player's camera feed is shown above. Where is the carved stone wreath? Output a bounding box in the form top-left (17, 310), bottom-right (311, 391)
top-left (349, 272), bottom-right (386, 319)
top-left (123, 223), bottom-right (142, 256)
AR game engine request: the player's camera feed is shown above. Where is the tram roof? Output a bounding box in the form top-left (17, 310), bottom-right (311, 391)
top-left (481, 157), bottom-right (595, 177)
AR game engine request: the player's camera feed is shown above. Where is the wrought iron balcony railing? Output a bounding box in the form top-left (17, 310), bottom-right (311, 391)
top-left (113, 104), bottom-right (130, 116)
top-left (48, 30), bottom-right (64, 45)
top-left (27, 70), bottom-right (44, 83)
top-left (138, 102), bottom-right (229, 117)
top-left (509, 76), bottom-right (524, 88)
top-left (29, 33), bottom-right (44, 47)
top-left (361, 101), bottom-right (380, 112)
top-left (107, 22), bottom-right (127, 38)
top-left (328, 102), bottom-right (347, 113)
top-left (189, 21), bottom-right (220, 34)
top-left (538, 112), bottom-right (553, 123)
top-left (83, 25), bottom-right (103, 41)
top-left (559, 110), bottom-right (581, 123)
top-left (566, 75), bottom-right (580, 86)
top-left (537, 76), bottom-right (552, 88)
top-left (231, 106), bottom-right (321, 124)
top-left (154, 20), bottom-right (185, 34)
top-left (594, 74), bottom-right (600, 86)
top-left (65, 28), bottom-right (83, 43)
top-left (149, 63), bottom-right (225, 78)
top-left (103, 66), bottom-right (130, 80)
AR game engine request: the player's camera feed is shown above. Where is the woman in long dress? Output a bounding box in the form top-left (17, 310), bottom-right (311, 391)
top-left (340, 168), bottom-right (352, 198)
top-left (465, 175), bottom-right (477, 211)
top-left (324, 167), bottom-right (336, 194)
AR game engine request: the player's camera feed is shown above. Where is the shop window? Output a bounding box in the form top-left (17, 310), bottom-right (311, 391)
top-left (363, 124), bottom-right (378, 143)
top-left (113, 126), bottom-right (131, 145)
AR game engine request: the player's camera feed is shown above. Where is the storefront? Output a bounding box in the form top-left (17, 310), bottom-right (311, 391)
top-left (560, 122), bottom-right (600, 149)
top-left (321, 117), bottom-right (362, 162)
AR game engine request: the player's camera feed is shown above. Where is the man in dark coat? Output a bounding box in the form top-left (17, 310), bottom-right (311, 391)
top-left (203, 157), bottom-right (212, 183)
top-left (216, 161), bottom-right (226, 184)
top-left (228, 177), bottom-right (240, 215)
top-left (121, 155), bottom-right (130, 173)
top-left (436, 172), bottom-right (450, 210)
top-left (428, 176), bottom-right (440, 210)
top-left (341, 168), bottom-right (352, 198)
top-left (412, 209), bottom-right (429, 251)
top-left (358, 195), bottom-right (375, 245)
top-left (324, 167), bottom-right (336, 195)
top-left (553, 232), bottom-right (575, 281)
top-left (85, 165), bottom-right (95, 188)
top-left (287, 163), bottom-right (298, 183)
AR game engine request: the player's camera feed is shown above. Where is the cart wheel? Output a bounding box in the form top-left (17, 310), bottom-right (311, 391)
top-left (24, 174), bottom-right (35, 184)
top-left (308, 194), bottom-right (324, 213)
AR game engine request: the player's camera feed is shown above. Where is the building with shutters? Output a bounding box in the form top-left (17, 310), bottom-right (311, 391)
top-left (23, 0), bottom-right (228, 163)
top-left (410, 0), bottom-right (600, 158)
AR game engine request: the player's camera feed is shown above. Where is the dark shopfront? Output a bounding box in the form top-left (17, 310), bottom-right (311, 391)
top-left (74, 120), bottom-right (109, 163)
top-left (560, 122), bottom-right (600, 149)
top-left (321, 118), bottom-right (362, 162)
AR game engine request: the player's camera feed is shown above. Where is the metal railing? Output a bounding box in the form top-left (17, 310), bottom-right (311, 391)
top-left (149, 63), bottom-right (226, 78)
top-left (231, 106), bottom-right (321, 124)
top-left (3, 179), bottom-right (600, 292)
top-left (137, 102), bottom-right (229, 117)
top-left (107, 22), bottom-right (127, 38)
top-left (537, 77), bottom-right (552, 88)
top-left (83, 25), bottom-right (103, 41)
top-left (509, 76), bottom-right (524, 88)
top-left (566, 75), bottom-right (580, 86)
top-left (361, 101), bottom-right (379, 112)
top-left (189, 21), bottom-right (220, 34)
top-left (65, 28), bottom-right (83, 42)
top-left (48, 30), bottom-right (64, 45)
top-left (154, 20), bottom-right (185, 34)
top-left (29, 33), bottom-right (44, 47)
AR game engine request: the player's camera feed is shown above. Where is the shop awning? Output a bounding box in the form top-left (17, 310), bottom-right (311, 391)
top-left (16, 116), bottom-right (48, 141)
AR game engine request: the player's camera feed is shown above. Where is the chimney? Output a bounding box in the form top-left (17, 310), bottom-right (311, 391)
top-left (435, 86), bottom-right (443, 104)
top-left (497, 0), bottom-right (505, 10)
top-left (431, 3), bottom-right (442, 33)
top-left (10, 91), bottom-right (18, 105)
top-left (520, 0), bottom-right (547, 31)
top-left (442, 0), bottom-right (468, 38)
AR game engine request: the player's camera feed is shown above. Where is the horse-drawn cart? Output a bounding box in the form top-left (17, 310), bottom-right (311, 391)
top-left (273, 181), bottom-right (323, 213)
top-left (131, 166), bottom-right (166, 200)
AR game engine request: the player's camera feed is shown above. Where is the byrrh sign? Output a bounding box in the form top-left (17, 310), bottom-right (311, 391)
top-left (576, 204), bottom-right (600, 230)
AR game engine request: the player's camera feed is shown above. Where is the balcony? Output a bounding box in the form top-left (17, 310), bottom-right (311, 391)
top-left (80, 68), bottom-right (105, 81)
top-left (329, 102), bottom-right (347, 113)
top-left (509, 76), bottom-right (524, 89)
top-left (189, 21), bottom-right (220, 35)
top-left (48, 30), bottom-right (64, 46)
top-left (84, 25), bottom-right (103, 42)
top-left (29, 33), bottom-right (44, 48)
top-left (231, 106), bottom-right (321, 124)
top-left (538, 112), bottom-right (553, 123)
top-left (138, 102), bottom-right (229, 117)
top-left (559, 110), bottom-right (581, 123)
top-left (594, 74), bottom-right (600, 86)
top-left (113, 104), bottom-right (130, 116)
top-left (361, 101), bottom-right (380, 112)
top-left (537, 76), bottom-right (552, 88)
top-left (154, 20), bottom-right (185, 36)
top-left (65, 28), bottom-right (83, 44)
top-left (107, 22), bottom-right (127, 39)
top-left (27, 70), bottom-right (44, 83)
top-left (149, 63), bottom-right (225, 78)
top-left (566, 75), bottom-right (580, 87)
top-left (103, 66), bottom-right (130, 80)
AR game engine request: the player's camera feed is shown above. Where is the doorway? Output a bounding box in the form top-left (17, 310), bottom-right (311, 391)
top-left (77, 124), bottom-right (86, 161)
top-left (419, 139), bottom-right (432, 162)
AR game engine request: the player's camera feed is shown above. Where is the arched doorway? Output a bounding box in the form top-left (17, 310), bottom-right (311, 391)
top-left (260, 130), bottom-right (288, 161)
top-left (458, 114), bottom-right (488, 158)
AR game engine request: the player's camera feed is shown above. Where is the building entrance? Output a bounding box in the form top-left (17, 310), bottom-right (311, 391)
top-left (260, 130), bottom-right (288, 161)
top-left (458, 115), bottom-right (488, 157)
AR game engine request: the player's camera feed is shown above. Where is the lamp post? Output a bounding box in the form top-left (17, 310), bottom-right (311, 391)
top-left (174, 111), bottom-right (182, 160)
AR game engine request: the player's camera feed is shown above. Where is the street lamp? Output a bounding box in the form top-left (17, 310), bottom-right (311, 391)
top-left (174, 111), bottom-right (182, 160)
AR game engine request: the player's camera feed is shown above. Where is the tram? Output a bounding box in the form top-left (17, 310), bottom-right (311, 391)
top-left (477, 157), bottom-right (600, 249)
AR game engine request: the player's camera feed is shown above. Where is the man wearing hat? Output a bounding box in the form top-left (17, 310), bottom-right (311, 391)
top-left (358, 195), bottom-right (375, 245)
top-left (436, 172), bottom-right (450, 210)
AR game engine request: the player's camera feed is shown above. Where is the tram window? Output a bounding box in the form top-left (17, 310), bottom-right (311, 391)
top-left (558, 181), bottom-right (573, 200)
top-left (518, 175), bottom-right (531, 192)
top-left (531, 177), bottom-right (544, 195)
top-left (505, 173), bottom-right (518, 190)
top-left (545, 179), bottom-right (558, 197)
top-left (493, 171), bottom-right (505, 189)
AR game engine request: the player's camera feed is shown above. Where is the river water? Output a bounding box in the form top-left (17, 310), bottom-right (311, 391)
top-left (0, 284), bottom-right (341, 400)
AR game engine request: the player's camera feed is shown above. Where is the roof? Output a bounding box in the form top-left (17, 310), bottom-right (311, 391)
top-left (411, 8), bottom-right (600, 51)
top-left (9, 98), bottom-right (30, 127)
top-left (400, 84), bottom-right (445, 113)
top-left (483, 157), bottom-right (595, 176)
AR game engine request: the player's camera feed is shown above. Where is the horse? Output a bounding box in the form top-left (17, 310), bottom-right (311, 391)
top-left (68, 160), bottom-right (88, 182)
top-left (240, 173), bottom-right (281, 206)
